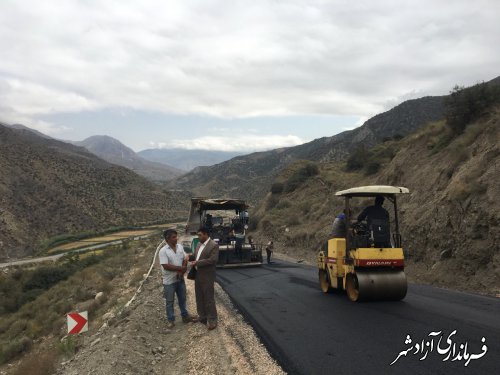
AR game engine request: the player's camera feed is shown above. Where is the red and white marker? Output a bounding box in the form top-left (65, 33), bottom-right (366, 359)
top-left (67, 311), bottom-right (88, 334)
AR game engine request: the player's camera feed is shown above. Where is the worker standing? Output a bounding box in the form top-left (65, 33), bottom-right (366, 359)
top-left (265, 241), bottom-right (274, 264)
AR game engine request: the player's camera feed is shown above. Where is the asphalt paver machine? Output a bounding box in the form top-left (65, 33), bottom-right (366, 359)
top-left (181, 198), bottom-right (263, 267)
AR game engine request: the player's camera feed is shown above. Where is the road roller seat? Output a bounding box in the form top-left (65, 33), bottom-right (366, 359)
top-left (370, 218), bottom-right (391, 248)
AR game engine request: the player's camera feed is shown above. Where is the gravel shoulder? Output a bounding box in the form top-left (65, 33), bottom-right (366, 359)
top-left (58, 262), bottom-right (285, 375)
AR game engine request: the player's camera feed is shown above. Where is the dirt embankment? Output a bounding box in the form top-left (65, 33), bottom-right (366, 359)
top-left (57, 265), bottom-right (284, 375)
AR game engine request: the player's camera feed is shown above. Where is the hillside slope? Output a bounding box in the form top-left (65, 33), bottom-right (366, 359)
top-left (73, 135), bottom-right (183, 181)
top-left (0, 126), bottom-right (189, 260)
top-left (252, 109), bottom-right (500, 295)
top-left (172, 95), bottom-right (444, 203)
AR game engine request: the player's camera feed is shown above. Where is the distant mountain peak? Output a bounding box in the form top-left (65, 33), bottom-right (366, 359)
top-left (73, 135), bottom-right (183, 181)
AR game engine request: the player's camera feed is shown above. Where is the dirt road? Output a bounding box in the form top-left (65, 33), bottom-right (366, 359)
top-left (57, 261), bottom-right (284, 375)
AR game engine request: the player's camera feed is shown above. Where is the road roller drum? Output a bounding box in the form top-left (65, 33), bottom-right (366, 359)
top-left (346, 270), bottom-right (407, 302)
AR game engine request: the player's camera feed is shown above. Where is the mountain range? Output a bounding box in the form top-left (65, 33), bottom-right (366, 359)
top-left (3, 94), bottom-right (446, 192)
top-left (0, 125), bottom-right (189, 259)
top-left (170, 95), bottom-right (446, 203)
top-left (2, 125), bottom-right (247, 178)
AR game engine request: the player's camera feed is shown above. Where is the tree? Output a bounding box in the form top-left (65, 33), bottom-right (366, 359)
top-left (445, 82), bottom-right (500, 134)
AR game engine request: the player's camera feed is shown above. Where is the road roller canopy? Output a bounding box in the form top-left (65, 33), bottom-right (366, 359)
top-left (335, 185), bottom-right (409, 197)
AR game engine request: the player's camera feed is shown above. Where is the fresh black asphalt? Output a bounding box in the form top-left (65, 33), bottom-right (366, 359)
top-left (216, 260), bottom-right (500, 375)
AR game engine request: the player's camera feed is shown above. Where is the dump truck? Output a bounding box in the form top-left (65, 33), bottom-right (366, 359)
top-left (180, 198), bottom-right (263, 267)
top-left (317, 186), bottom-right (409, 301)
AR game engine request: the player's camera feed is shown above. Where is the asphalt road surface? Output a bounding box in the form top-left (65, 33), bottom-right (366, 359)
top-left (216, 260), bottom-right (499, 375)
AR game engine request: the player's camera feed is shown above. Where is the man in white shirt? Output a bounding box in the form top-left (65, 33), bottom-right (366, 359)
top-left (159, 229), bottom-right (196, 328)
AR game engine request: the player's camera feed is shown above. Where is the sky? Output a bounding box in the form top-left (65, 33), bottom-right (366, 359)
top-left (0, 1), bottom-right (498, 152)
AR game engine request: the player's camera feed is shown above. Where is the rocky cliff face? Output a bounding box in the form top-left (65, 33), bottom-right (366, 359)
top-left (0, 125), bottom-right (189, 259)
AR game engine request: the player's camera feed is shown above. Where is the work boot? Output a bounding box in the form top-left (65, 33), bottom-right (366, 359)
top-left (207, 322), bottom-right (218, 331)
top-left (166, 321), bottom-right (175, 329)
top-left (189, 316), bottom-right (207, 324)
top-left (182, 315), bottom-right (197, 323)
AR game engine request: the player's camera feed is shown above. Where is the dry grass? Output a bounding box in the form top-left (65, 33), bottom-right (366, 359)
top-left (78, 250), bottom-right (104, 259)
top-left (0, 238), bottom-right (158, 367)
top-left (110, 229), bottom-right (155, 237)
top-left (47, 229), bottom-right (158, 254)
top-left (459, 120), bottom-right (488, 148)
top-left (48, 241), bottom-right (101, 253)
top-left (11, 349), bottom-right (58, 375)
top-left (79, 235), bottom-right (123, 241)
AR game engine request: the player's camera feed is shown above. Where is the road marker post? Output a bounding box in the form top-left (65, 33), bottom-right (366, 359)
top-left (67, 311), bottom-right (88, 334)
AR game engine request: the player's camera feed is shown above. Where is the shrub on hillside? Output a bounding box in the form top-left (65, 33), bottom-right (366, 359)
top-left (0, 254), bottom-right (102, 317)
top-left (345, 146), bottom-right (370, 171)
top-left (0, 242), bottom-right (147, 365)
top-left (23, 267), bottom-right (72, 292)
top-left (302, 163), bottom-right (319, 176)
top-left (445, 82), bottom-right (500, 134)
top-left (275, 200), bottom-right (292, 210)
top-left (364, 161), bottom-right (381, 175)
top-left (12, 349), bottom-right (57, 375)
top-left (247, 214), bottom-right (260, 231)
top-left (284, 163), bottom-right (319, 192)
top-left (270, 182), bottom-right (284, 194)
top-left (287, 215), bottom-right (301, 226)
top-left (0, 336), bottom-right (32, 364)
top-left (266, 195), bottom-right (280, 210)
top-left (392, 134), bottom-right (404, 141)
top-left (346, 146), bottom-right (389, 176)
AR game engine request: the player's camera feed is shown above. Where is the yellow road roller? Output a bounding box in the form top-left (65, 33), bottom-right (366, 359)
top-left (317, 186), bottom-right (409, 301)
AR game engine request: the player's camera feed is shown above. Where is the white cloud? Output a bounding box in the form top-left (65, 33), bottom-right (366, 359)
top-left (0, 77), bottom-right (96, 115)
top-left (207, 127), bottom-right (232, 133)
top-left (0, 0), bottom-right (499, 128)
top-left (151, 134), bottom-right (304, 152)
top-left (0, 111), bottom-right (70, 136)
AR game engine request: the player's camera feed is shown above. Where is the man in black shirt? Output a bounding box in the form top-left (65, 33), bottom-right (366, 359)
top-left (357, 196), bottom-right (390, 247)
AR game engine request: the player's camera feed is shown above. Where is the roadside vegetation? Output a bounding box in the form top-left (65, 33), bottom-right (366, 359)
top-left (445, 81), bottom-right (500, 135)
top-left (344, 136), bottom-right (402, 175)
top-left (39, 219), bottom-right (183, 255)
top-left (0, 238), bottom-right (158, 373)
